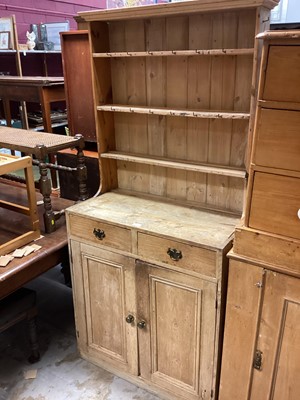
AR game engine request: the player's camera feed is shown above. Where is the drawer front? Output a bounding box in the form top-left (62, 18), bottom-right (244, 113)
top-left (137, 232), bottom-right (216, 277)
top-left (68, 214), bottom-right (131, 252)
top-left (263, 45), bottom-right (300, 103)
top-left (253, 108), bottom-right (300, 172)
top-left (249, 172), bottom-right (300, 240)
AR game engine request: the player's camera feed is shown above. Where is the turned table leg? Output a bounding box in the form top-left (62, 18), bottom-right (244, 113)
top-left (36, 145), bottom-right (56, 233)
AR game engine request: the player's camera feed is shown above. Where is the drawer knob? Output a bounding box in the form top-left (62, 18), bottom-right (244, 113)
top-left (298, 209), bottom-right (300, 220)
top-left (167, 247), bottom-right (182, 261)
top-left (93, 228), bottom-right (106, 240)
top-left (125, 314), bottom-right (135, 324)
top-left (137, 320), bottom-right (146, 329)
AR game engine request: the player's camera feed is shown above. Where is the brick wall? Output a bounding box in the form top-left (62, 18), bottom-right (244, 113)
top-left (0, 0), bottom-right (106, 43)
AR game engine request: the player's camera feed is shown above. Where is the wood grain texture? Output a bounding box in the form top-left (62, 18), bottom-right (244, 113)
top-left (219, 260), bottom-right (264, 400)
top-left (233, 227), bottom-right (300, 278)
top-left (67, 192), bottom-right (238, 250)
top-left (250, 271), bottom-right (300, 400)
top-left (263, 45), bottom-right (300, 103)
top-left (249, 172), bottom-right (300, 240)
top-left (79, 0), bottom-right (278, 21)
top-left (74, 242), bottom-right (138, 375)
top-left (95, 8), bottom-right (260, 213)
top-left (253, 108), bottom-right (300, 172)
top-left (136, 260), bottom-right (217, 400)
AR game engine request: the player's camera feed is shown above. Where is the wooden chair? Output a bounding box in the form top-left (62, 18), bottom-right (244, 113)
top-left (0, 287), bottom-right (40, 363)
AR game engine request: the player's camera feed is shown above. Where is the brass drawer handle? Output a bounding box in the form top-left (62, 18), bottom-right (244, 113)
top-left (93, 228), bottom-right (106, 240)
top-left (167, 247), bottom-right (182, 261)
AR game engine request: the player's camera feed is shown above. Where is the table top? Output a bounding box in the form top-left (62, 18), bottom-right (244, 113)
top-left (0, 180), bottom-right (74, 299)
top-left (0, 76), bottom-right (64, 86)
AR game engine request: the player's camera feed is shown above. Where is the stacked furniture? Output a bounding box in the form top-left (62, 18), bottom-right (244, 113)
top-left (58, 30), bottom-right (100, 200)
top-left (66, 1), bottom-right (278, 399)
top-left (0, 153), bottom-right (40, 255)
top-left (219, 30), bottom-right (300, 399)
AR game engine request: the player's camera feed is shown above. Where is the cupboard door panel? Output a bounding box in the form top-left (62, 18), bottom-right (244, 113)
top-left (219, 260), bottom-right (264, 400)
top-left (251, 271), bottom-right (300, 400)
top-left (136, 260), bottom-right (217, 400)
top-left (74, 242), bottom-right (138, 375)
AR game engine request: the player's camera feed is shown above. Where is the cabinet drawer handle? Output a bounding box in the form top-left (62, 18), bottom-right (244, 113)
top-left (137, 320), bottom-right (146, 329)
top-left (125, 314), bottom-right (134, 324)
top-left (167, 248), bottom-right (182, 261)
top-left (297, 209), bottom-right (300, 219)
top-left (93, 228), bottom-right (106, 240)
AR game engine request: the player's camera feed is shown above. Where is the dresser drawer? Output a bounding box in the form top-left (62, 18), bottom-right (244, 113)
top-left (249, 172), bottom-right (300, 240)
top-left (263, 45), bottom-right (300, 103)
top-left (253, 108), bottom-right (300, 172)
top-left (137, 232), bottom-right (216, 277)
top-left (68, 214), bottom-right (131, 252)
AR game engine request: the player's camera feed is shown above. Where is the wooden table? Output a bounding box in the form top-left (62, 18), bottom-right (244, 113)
top-left (0, 76), bottom-right (65, 133)
top-left (0, 180), bottom-right (73, 301)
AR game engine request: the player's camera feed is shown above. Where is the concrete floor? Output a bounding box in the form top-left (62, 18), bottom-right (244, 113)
top-left (0, 266), bottom-right (160, 400)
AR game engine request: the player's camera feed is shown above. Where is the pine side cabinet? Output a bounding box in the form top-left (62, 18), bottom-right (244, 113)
top-left (219, 31), bottom-right (300, 400)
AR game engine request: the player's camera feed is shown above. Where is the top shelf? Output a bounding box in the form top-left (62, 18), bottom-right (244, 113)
top-left (79, 0), bottom-right (279, 21)
top-left (0, 50), bottom-right (61, 55)
top-left (93, 48), bottom-right (254, 58)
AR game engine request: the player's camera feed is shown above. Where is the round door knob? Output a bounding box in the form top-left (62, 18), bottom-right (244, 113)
top-left (297, 209), bottom-right (300, 220)
top-left (125, 314), bottom-right (134, 324)
top-left (137, 320), bottom-right (146, 329)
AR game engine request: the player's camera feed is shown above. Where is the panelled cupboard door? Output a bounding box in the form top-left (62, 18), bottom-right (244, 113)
top-left (71, 241), bottom-right (138, 375)
top-left (250, 271), bottom-right (300, 400)
top-left (136, 260), bottom-right (217, 400)
top-left (219, 261), bottom-right (264, 400)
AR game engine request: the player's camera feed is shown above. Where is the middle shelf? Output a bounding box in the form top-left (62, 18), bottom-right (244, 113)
top-left (97, 104), bottom-right (250, 119)
top-left (101, 151), bottom-right (246, 179)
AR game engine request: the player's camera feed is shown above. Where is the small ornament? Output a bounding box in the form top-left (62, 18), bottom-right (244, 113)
top-left (26, 31), bottom-right (36, 50)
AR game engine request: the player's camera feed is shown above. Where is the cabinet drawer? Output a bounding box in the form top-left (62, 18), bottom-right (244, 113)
top-left (249, 172), bottom-right (300, 239)
top-left (253, 108), bottom-right (300, 172)
top-left (263, 45), bottom-right (300, 103)
top-left (137, 232), bottom-right (216, 277)
top-left (68, 214), bottom-right (131, 252)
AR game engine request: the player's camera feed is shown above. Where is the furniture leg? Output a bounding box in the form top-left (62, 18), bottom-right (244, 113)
top-left (3, 99), bottom-right (12, 127)
top-left (37, 145), bottom-right (56, 233)
top-left (60, 246), bottom-right (71, 287)
top-left (27, 314), bottom-right (40, 364)
top-left (75, 135), bottom-right (88, 201)
top-left (39, 87), bottom-right (58, 189)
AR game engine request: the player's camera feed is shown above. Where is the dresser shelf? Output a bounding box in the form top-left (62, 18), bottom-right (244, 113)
top-left (101, 151), bottom-right (246, 178)
top-left (93, 48), bottom-right (254, 58)
top-left (97, 104), bottom-right (250, 120)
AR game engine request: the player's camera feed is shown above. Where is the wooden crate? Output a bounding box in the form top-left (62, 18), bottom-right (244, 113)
top-left (0, 154), bottom-right (40, 256)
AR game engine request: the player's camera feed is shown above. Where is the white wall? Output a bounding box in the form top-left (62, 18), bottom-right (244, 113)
top-left (271, 0), bottom-right (300, 24)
